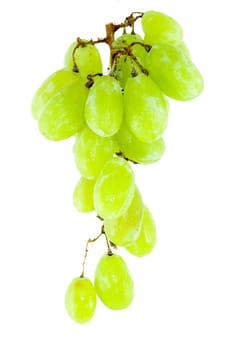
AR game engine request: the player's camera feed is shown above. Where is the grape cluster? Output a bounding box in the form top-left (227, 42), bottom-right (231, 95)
top-left (31, 11), bottom-right (203, 324)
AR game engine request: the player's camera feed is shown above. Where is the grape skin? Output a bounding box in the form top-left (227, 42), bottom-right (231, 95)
top-left (31, 69), bottom-right (82, 120)
top-left (93, 157), bottom-right (135, 220)
top-left (142, 11), bottom-right (183, 45)
top-left (65, 277), bottom-right (96, 324)
top-left (73, 125), bottom-right (119, 179)
top-left (38, 79), bottom-right (88, 141)
top-left (126, 206), bottom-right (157, 257)
top-left (104, 186), bottom-right (144, 246)
top-left (146, 43), bottom-right (204, 101)
top-left (64, 41), bottom-right (102, 78)
top-left (73, 177), bottom-right (95, 213)
top-left (116, 119), bottom-right (165, 164)
top-left (177, 42), bottom-right (190, 58)
top-left (84, 76), bottom-right (123, 137)
top-left (94, 254), bottom-right (134, 310)
top-left (124, 74), bottom-right (169, 143)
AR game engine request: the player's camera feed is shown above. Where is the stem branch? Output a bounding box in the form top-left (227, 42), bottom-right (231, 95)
top-left (80, 225), bottom-right (113, 277)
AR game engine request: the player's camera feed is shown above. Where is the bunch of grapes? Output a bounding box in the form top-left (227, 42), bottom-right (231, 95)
top-left (31, 10), bottom-right (203, 324)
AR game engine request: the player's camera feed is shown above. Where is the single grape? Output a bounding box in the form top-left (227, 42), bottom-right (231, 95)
top-left (38, 77), bottom-right (88, 140)
top-left (73, 125), bottom-right (119, 179)
top-left (94, 253), bottom-right (134, 310)
top-left (104, 186), bottom-right (144, 246)
top-left (112, 34), bottom-right (146, 88)
top-left (124, 73), bottom-right (169, 143)
top-left (84, 76), bottom-right (123, 137)
top-left (64, 41), bottom-right (102, 78)
top-left (126, 206), bottom-right (157, 257)
top-left (116, 120), bottom-right (165, 164)
top-left (31, 69), bottom-right (81, 120)
top-left (73, 177), bottom-right (95, 213)
top-left (94, 157), bottom-right (135, 220)
top-left (146, 43), bottom-right (204, 101)
top-left (65, 277), bottom-right (96, 324)
top-left (142, 11), bottom-right (183, 45)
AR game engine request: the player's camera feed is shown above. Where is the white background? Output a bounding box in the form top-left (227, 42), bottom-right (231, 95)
top-left (0, 0), bottom-right (233, 349)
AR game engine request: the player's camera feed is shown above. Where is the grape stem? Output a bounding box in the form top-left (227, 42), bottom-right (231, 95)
top-left (126, 50), bottom-right (149, 76)
top-left (80, 225), bottom-right (113, 278)
top-left (110, 45), bottom-right (149, 78)
top-left (102, 225), bottom-right (113, 256)
top-left (72, 11), bottom-right (145, 73)
top-left (128, 41), bottom-right (152, 52)
top-left (116, 151), bottom-right (139, 164)
top-left (85, 73), bottom-right (103, 88)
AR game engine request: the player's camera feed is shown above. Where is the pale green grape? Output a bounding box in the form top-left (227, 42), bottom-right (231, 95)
top-left (112, 34), bottom-right (146, 87)
top-left (94, 157), bottom-right (135, 219)
top-left (124, 73), bottom-right (169, 143)
top-left (65, 277), bottom-right (96, 324)
top-left (104, 186), bottom-right (144, 246)
top-left (116, 120), bottom-right (165, 164)
top-left (73, 125), bottom-right (119, 179)
top-left (73, 177), bottom-right (95, 213)
top-left (84, 76), bottom-right (123, 137)
top-left (146, 43), bottom-right (204, 101)
top-left (142, 11), bottom-right (183, 45)
top-left (94, 254), bottom-right (134, 310)
top-left (64, 41), bottom-right (102, 78)
top-left (31, 69), bottom-right (81, 120)
top-left (126, 206), bottom-right (157, 257)
top-left (38, 77), bottom-right (88, 140)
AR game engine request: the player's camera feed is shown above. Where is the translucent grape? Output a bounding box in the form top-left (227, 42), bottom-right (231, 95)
top-left (94, 254), bottom-right (134, 310)
top-left (112, 34), bottom-right (146, 87)
top-left (73, 125), bottom-right (119, 179)
top-left (65, 277), bottom-right (96, 324)
top-left (31, 69), bottom-right (81, 120)
top-left (104, 186), bottom-right (144, 246)
top-left (126, 206), bottom-right (157, 257)
top-left (94, 157), bottom-right (135, 220)
top-left (73, 177), bottom-right (95, 213)
top-left (84, 76), bottom-right (123, 137)
top-left (142, 11), bottom-right (183, 45)
top-left (64, 41), bottom-right (102, 78)
top-left (146, 43), bottom-right (204, 101)
top-left (116, 120), bottom-right (165, 164)
top-left (124, 74), bottom-right (169, 143)
top-left (38, 78), bottom-right (88, 141)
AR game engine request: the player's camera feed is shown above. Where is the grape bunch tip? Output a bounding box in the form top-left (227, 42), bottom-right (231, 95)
top-left (31, 10), bottom-right (204, 324)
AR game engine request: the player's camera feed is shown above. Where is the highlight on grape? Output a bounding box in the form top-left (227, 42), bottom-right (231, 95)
top-left (31, 10), bottom-right (204, 324)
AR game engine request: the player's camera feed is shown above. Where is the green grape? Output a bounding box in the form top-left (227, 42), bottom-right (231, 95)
top-left (94, 254), bottom-right (134, 310)
top-left (126, 206), bottom-right (157, 257)
top-left (73, 125), bottom-right (119, 179)
top-left (146, 43), bottom-right (204, 101)
top-left (124, 73), bottom-right (169, 143)
top-left (112, 34), bottom-right (146, 87)
top-left (64, 41), bottom-right (102, 78)
top-left (94, 157), bottom-right (135, 220)
top-left (142, 11), bottom-right (183, 45)
top-left (73, 177), bottom-right (95, 213)
top-left (104, 186), bottom-right (144, 246)
top-left (116, 120), bottom-right (165, 164)
top-left (38, 78), bottom-right (88, 141)
top-left (31, 69), bottom-right (81, 120)
top-left (84, 76), bottom-right (123, 137)
top-left (65, 277), bottom-right (96, 324)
